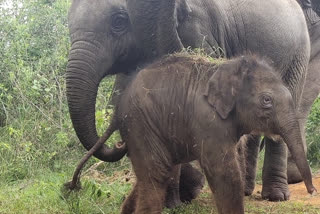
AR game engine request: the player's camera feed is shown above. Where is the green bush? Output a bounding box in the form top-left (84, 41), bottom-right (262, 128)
top-left (0, 0), bottom-right (118, 182)
top-left (306, 97), bottom-right (320, 167)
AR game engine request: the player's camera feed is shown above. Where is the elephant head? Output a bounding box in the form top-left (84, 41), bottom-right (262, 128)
top-left (66, 0), bottom-right (140, 161)
top-left (204, 56), bottom-right (316, 194)
top-left (126, 0), bottom-right (182, 59)
top-left (66, 0), bottom-right (218, 161)
top-left (126, 0), bottom-right (223, 60)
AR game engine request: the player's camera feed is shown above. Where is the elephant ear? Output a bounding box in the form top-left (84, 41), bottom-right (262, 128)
top-left (204, 57), bottom-right (251, 119)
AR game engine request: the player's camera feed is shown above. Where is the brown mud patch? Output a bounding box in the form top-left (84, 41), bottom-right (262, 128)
top-left (252, 174), bottom-right (320, 207)
top-left (198, 173), bottom-right (320, 213)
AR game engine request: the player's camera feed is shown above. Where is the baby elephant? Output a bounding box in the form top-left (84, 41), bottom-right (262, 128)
top-left (115, 54), bottom-right (315, 214)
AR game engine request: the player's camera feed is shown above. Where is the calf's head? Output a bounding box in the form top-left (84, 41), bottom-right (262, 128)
top-left (204, 56), bottom-right (316, 195)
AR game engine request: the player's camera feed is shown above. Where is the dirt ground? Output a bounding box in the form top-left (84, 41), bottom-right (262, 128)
top-left (252, 173), bottom-right (320, 208)
top-left (84, 165), bottom-right (320, 212)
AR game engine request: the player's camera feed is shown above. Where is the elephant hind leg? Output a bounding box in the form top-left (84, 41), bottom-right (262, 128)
top-left (121, 177), bottom-right (167, 214)
top-left (132, 163), bottom-right (171, 214)
top-left (135, 180), bottom-right (167, 214)
top-left (125, 140), bottom-right (172, 213)
top-left (121, 183), bottom-right (138, 214)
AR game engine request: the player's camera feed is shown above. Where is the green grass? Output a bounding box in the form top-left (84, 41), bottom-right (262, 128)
top-left (244, 198), bottom-right (320, 214)
top-left (0, 162), bottom-right (319, 214)
top-left (0, 161), bottom-right (132, 214)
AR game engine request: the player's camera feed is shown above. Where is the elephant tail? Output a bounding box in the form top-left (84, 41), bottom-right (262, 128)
top-left (64, 123), bottom-right (127, 191)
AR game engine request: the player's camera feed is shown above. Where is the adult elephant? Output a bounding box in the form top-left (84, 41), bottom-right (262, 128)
top-left (311, 0), bottom-right (320, 16)
top-left (245, 0), bottom-right (320, 198)
top-left (66, 0), bottom-right (205, 207)
top-left (286, 1), bottom-right (320, 184)
top-left (66, 0), bottom-right (310, 203)
top-left (126, 0), bottom-right (310, 201)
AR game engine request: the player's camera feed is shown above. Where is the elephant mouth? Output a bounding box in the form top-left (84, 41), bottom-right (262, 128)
top-left (264, 134), bottom-right (282, 142)
top-left (107, 57), bottom-right (139, 76)
top-left (105, 47), bottom-right (141, 77)
top-left (248, 130), bottom-right (282, 141)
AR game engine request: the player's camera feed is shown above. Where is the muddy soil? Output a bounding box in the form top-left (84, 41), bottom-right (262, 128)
top-left (252, 173), bottom-right (320, 207)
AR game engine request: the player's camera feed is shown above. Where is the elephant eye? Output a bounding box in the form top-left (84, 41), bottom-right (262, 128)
top-left (259, 94), bottom-right (273, 109)
top-left (111, 12), bottom-right (129, 35)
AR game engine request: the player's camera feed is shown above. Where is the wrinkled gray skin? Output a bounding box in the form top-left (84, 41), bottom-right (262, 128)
top-left (299, 0), bottom-right (320, 18)
top-left (67, 0), bottom-right (204, 207)
top-left (66, 0), bottom-right (310, 203)
top-left (116, 55), bottom-right (315, 214)
top-left (246, 3), bottom-right (320, 199)
top-left (244, 2), bottom-right (320, 200)
top-left (67, 0), bottom-right (139, 162)
top-left (126, 0), bottom-right (311, 201)
top-left (286, 6), bottom-right (320, 184)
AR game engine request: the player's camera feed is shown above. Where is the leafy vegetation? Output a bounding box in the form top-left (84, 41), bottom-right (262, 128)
top-left (0, 0), bottom-right (319, 213)
top-left (0, 0), bottom-right (118, 183)
top-left (306, 98), bottom-right (320, 167)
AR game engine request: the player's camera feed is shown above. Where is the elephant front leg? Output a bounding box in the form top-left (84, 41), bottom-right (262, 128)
top-left (165, 164), bottom-right (182, 208)
top-left (262, 137), bottom-right (290, 201)
top-left (121, 183), bottom-right (138, 214)
top-left (243, 135), bottom-right (261, 196)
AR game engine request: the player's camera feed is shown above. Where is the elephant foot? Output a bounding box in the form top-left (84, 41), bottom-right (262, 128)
top-left (179, 163), bottom-right (205, 203)
top-left (165, 194), bottom-right (182, 209)
top-left (164, 163), bottom-right (204, 208)
top-left (244, 181), bottom-right (255, 196)
top-left (165, 184), bottom-right (182, 209)
top-left (261, 185), bottom-right (290, 201)
top-left (262, 137), bottom-right (290, 201)
top-left (180, 185), bottom-right (203, 203)
top-left (244, 189), bottom-right (253, 196)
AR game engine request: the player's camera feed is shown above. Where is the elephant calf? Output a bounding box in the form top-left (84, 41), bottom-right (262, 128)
top-left (107, 54), bottom-right (315, 214)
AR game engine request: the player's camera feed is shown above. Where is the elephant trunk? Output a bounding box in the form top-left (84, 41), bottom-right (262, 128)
top-left (66, 40), bottom-right (127, 162)
top-left (280, 118), bottom-right (316, 194)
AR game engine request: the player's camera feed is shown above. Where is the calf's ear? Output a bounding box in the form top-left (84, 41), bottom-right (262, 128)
top-left (204, 57), bottom-right (251, 119)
